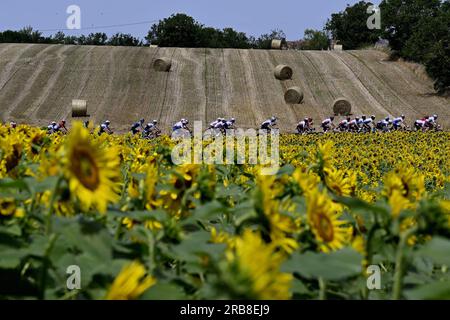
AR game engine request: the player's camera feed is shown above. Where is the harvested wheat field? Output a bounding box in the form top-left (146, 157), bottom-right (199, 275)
top-left (0, 43), bottom-right (448, 132)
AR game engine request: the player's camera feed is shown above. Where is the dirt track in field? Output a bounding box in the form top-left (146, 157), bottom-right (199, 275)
top-left (0, 43), bottom-right (448, 132)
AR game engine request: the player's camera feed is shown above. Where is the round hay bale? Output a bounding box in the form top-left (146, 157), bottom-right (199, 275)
top-left (271, 39), bottom-right (282, 49)
top-left (333, 98), bottom-right (352, 116)
top-left (271, 39), bottom-right (286, 50)
top-left (153, 57), bottom-right (172, 72)
top-left (284, 87), bottom-right (304, 104)
top-left (274, 65), bottom-right (293, 80)
top-left (72, 99), bottom-right (87, 117)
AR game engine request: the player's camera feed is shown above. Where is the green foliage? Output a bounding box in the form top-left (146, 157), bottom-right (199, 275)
top-left (145, 13), bottom-right (282, 49)
top-left (282, 249), bottom-right (363, 281)
top-left (326, 0), bottom-right (449, 93)
top-left (380, 0), bottom-right (442, 53)
top-left (300, 29), bottom-right (329, 50)
top-left (380, 0), bottom-right (449, 93)
top-left (145, 14), bottom-right (204, 47)
top-left (107, 33), bottom-right (142, 47)
top-left (0, 26), bottom-right (47, 44)
top-left (251, 29), bottom-right (286, 49)
top-left (325, 1), bottom-right (381, 49)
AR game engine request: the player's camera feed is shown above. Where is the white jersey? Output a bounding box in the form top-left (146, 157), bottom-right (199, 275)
top-left (210, 120), bottom-right (219, 128)
top-left (339, 120), bottom-right (348, 126)
top-left (379, 120), bottom-right (389, 127)
top-left (322, 118), bottom-right (332, 126)
top-left (298, 120), bottom-right (306, 128)
top-left (214, 122), bottom-right (225, 129)
top-left (261, 119), bottom-right (272, 127)
top-left (363, 119), bottom-right (373, 125)
top-left (225, 121), bottom-right (234, 128)
top-left (357, 119), bottom-right (364, 126)
top-left (173, 121), bottom-right (184, 130)
top-left (349, 119), bottom-right (358, 126)
top-left (415, 119), bottom-right (425, 126)
top-left (426, 117), bottom-right (435, 124)
top-left (101, 123), bottom-right (109, 130)
top-left (393, 117), bottom-right (403, 125)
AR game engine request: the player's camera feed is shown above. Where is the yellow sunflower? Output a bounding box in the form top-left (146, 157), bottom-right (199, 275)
top-left (257, 174), bottom-right (299, 253)
top-left (306, 188), bottom-right (350, 253)
top-left (388, 189), bottom-right (413, 218)
top-left (0, 198), bottom-right (16, 216)
top-left (324, 166), bottom-right (355, 197)
top-left (65, 122), bottom-right (120, 213)
top-left (105, 261), bottom-right (156, 300)
top-left (384, 165), bottom-right (425, 202)
top-left (226, 229), bottom-right (292, 300)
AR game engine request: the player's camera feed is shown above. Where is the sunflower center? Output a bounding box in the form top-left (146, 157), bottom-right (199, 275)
top-left (317, 213), bottom-right (334, 242)
top-left (72, 146), bottom-right (100, 191)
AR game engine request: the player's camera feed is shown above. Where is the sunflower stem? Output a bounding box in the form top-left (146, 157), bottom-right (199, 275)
top-left (319, 277), bottom-right (327, 300)
top-left (362, 223), bottom-right (378, 300)
top-left (146, 230), bottom-right (156, 273)
top-left (45, 176), bottom-right (62, 234)
top-left (38, 233), bottom-right (57, 300)
top-left (392, 227), bottom-right (417, 300)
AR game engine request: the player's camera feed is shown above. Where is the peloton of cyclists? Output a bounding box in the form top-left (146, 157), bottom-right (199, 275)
top-left (36, 112), bottom-right (443, 137)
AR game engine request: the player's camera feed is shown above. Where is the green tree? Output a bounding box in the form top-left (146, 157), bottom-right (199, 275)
top-left (146, 14), bottom-right (203, 47)
top-left (325, 1), bottom-right (380, 49)
top-left (0, 26), bottom-right (44, 43)
top-left (379, 0), bottom-right (442, 53)
top-left (85, 33), bottom-right (108, 46)
top-left (108, 33), bottom-right (142, 46)
top-left (426, 40), bottom-right (450, 93)
top-left (221, 28), bottom-right (251, 49)
top-left (380, 0), bottom-right (449, 93)
top-left (301, 29), bottom-right (329, 50)
top-left (199, 27), bottom-right (224, 48)
top-left (253, 29), bottom-right (286, 49)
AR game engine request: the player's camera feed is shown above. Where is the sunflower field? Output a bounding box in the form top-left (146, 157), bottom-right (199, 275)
top-left (1, 122), bottom-right (449, 300)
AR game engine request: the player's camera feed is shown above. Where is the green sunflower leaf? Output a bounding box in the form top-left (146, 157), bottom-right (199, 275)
top-left (282, 248), bottom-right (363, 281)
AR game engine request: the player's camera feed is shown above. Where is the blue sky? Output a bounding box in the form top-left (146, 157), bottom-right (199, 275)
top-left (0, 0), bottom-right (381, 40)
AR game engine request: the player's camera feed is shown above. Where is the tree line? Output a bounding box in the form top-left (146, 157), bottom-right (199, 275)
top-left (0, 26), bottom-right (143, 46)
top-left (1, 3), bottom-right (448, 93)
top-left (0, 15), bottom-right (287, 49)
top-left (0, 14), bottom-right (324, 50)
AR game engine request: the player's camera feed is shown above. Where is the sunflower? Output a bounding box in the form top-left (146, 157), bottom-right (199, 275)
top-left (210, 227), bottom-right (236, 248)
top-left (105, 261), bottom-right (156, 300)
top-left (65, 122), bottom-right (120, 213)
top-left (0, 135), bottom-right (23, 177)
top-left (292, 168), bottom-right (320, 196)
top-left (384, 165), bottom-right (425, 202)
top-left (306, 188), bottom-right (350, 252)
top-left (225, 229), bottom-right (292, 300)
top-left (256, 174), bottom-right (299, 253)
top-left (145, 162), bottom-right (163, 209)
top-left (159, 164), bottom-right (199, 217)
top-left (0, 198), bottom-right (16, 216)
top-left (388, 189), bottom-right (413, 218)
top-left (324, 166), bottom-right (355, 196)
top-left (315, 140), bottom-right (334, 168)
